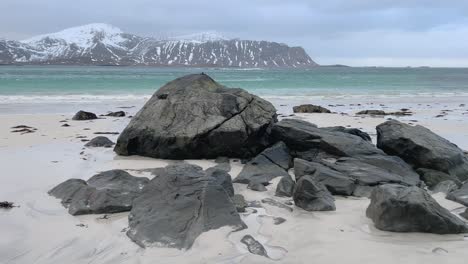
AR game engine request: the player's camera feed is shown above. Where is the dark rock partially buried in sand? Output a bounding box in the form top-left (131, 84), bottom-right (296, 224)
top-left (241, 235), bottom-right (269, 258)
top-left (293, 175), bottom-right (336, 211)
top-left (126, 163), bottom-right (245, 249)
top-left (377, 120), bottom-right (468, 181)
top-left (0, 201), bottom-right (15, 209)
top-left (366, 184), bottom-right (468, 234)
top-left (49, 170), bottom-right (149, 215)
top-left (233, 142), bottom-right (291, 185)
top-left (84, 136), bottom-right (115, 148)
top-left (356, 110), bottom-right (412, 116)
top-left (114, 74), bottom-right (277, 159)
top-left (248, 182), bottom-right (268, 192)
top-left (293, 104), bottom-right (331, 113)
top-left (72, 110), bottom-right (98, 121)
top-left (275, 175), bottom-right (295, 197)
top-left (103, 111), bottom-right (125, 117)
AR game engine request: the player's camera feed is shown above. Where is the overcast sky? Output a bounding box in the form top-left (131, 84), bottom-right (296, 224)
top-left (2, 0), bottom-right (468, 67)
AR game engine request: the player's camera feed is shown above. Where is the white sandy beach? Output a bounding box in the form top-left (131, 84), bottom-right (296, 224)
top-left (1, 96), bottom-right (468, 264)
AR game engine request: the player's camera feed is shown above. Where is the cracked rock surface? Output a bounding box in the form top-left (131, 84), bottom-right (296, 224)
top-left (126, 163), bottom-right (245, 249)
top-left (114, 73), bottom-right (277, 159)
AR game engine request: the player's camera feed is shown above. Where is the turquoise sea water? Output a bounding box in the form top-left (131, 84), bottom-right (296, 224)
top-left (1, 66), bottom-right (468, 103)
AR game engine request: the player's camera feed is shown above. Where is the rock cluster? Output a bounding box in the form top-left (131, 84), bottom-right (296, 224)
top-left (293, 104), bottom-right (331, 113)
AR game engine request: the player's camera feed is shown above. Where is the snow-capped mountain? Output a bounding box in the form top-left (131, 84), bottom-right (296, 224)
top-left (0, 23), bottom-right (317, 67)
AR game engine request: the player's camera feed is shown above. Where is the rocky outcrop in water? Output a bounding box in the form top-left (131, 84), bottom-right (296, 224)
top-left (366, 184), bottom-right (468, 234)
top-left (114, 74), bottom-right (277, 159)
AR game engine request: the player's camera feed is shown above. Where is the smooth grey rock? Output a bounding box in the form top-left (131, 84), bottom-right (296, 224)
top-left (293, 175), bottom-right (336, 211)
top-left (270, 119), bottom-right (383, 161)
top-left (214, 157), bottom-right (231, 172)
top-left (416, 168), bottom-right (461, 188)
top-left (232, 194), bottom-right (247, 213)
top-left (84, 136), bottom-right (115, 148)
top-left (104, 111), bottom-right (125, 117)
top-left (294, 158), bottom-right (355, 196)
top-left (49, 170), bottom-right (149, 215)
top-left (205, 167), bottom-right (234, 197)
top-left (275, 175), bottom-right (295, 197)
top-left (366, 184), bottom-right (468, 234)
top-left (72, 110), bottom-right (98, 121)
top-left (377, 120), bottom-right (468, 181)
top-left (446, 182), bottom-right (468, 207)
top-left (233, 142), bottom-right (291, 185)
top-left (248, 182), bottom-right (267, 192)
top-left (126, 164), bottom-right (245, 249)
top-left (241, 235), bottom-right (268, 258)
top-left (432, 180), bottom-right (459, 194)
top-left (261, 198), bottom-right (293, 212)
top-left (293, 104), bottom-right (331, 113)
top-left (322, 126), bottom-right (371, 142)
top-left (114, 74), bottom-right (277, 159)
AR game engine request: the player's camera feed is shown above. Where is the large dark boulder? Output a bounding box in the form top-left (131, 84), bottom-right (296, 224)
top-left (233, 142), bottom-right (291, 185)
top-left (114, 74), bottom-right (277, 159)
top-left (270, 119), bottom-right (382, 161)
top-left (72, 110), bottom-right (98, 121)
top-left (49, 170), bottom-right (149, 215)
top-left (84, 136), bottom-right (115, 148)
top-left (377, 120), bottom-right (468, 181)
top-left (293, 104), bottom-right (331, 113)
top-left (126, 164), bottom-right (245, 249)
top-left (366, 184), bottom-right (468, 234)
top-left (446, 182), bottom-right (468, 207)
top-left (293, 175), bottom-right (336, 211)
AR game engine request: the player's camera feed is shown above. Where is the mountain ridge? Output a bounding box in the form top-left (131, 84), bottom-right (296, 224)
top-left (0, 23), bottom-right (318, 68)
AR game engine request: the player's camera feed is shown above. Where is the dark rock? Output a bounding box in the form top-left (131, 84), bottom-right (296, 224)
top-left (84, 136), bottom-right (115, 148)
top-left (126, 164), bottom-right (245, 249)
top-left (273, 217), bottom-right (286, 225)
top-left (72, 110), bottom-right (98, 121)
top-left (432, 180), bottom-right (459, 194)
top-left (49, 170), bottom-right (149, 215)
top-left (293, 104), bottom-right (331, 113)
top-left (270, 119), bottom-right (382, 161)
top-left (356, 110), bottom-right (386, 115)
top-left (61, 123), bottom-right (70, 127)
top-left (261, 198), bottom-right (293, 212)
top-left (446, 182), bottom-right (468, 207)
top-left (416, 168), bottom-right (461, 188)
top-left (248, 182), bottom-right (267, 192)
top-left (293, 175), bottom-right (336, 211)
top-left (241, 235), bottom-right (268, 258)
top-left (275, 175), bottom-right (295, 197)
top-left (461, 209), bottom-right (468, 220)
top-left (0, 201), bottom-right (15, 209)
top-left (232, 194), bottom-right (247, 213)
top-left (366, 184), bottom-right (468, 234)
top-left (104, 111), bottom-right (125, 117)
top-left (114, 74), bottom-right (277, 159)
top-left (294, 158), bottom-right (355, 196)
top-left (377, 120), bottom-right (468, 181)
top-left (94, 132), bottom-right (119, 135)
top-left (205, 167), bottom-right (235, 196)
top-left (322, 126), bottom-right (371, 141)
top-left (233, 142), bottom-right (291, 185)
